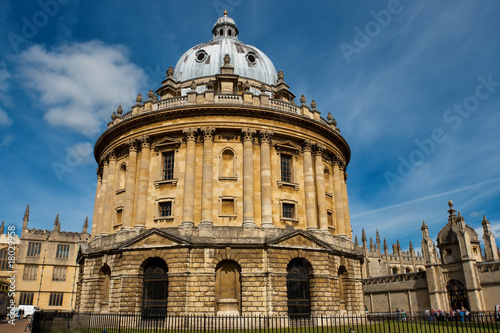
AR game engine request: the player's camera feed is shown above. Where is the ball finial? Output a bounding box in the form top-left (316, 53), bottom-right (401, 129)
top-left (224, 10), bottom-right (228, 16)
top-left (448, 200), bottom-right (453, 208)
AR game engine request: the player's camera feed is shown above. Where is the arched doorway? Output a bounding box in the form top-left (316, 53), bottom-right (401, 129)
top-left (287, 258), bottom-right (311, 317)
top-left (215, 260), bottom-right (241, 315)
top-left (142, 258), bottom-right (168, 315)
top-left (447, 279), bottom-right (469, 310)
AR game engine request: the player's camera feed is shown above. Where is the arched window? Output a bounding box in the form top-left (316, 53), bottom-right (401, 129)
top-left (324, 167), bottom-right (331, 194)
top-left (220, 149), bottom-right (236, 179)
top-left (99, 265), bottom-right (111, 311)
top-left (287, 258), bottom-right (311, 317)
top-left (215, 260), bottom-right (241, 315)
top-left (118, 164), bottom-right (126, 190)
top-left (392, 267), bottom-right (399, 275)
top-left (220, 29), bottom-right (223, 36)
top-left (142, 258), bottom-right (168, 316)
top-left (228, 29), bottom-right (232, 37)
top-left (447, 279), bottom-right (470, 311)
top-left (405, 267), bottom-right (412, 273)
top-left (338, 265), bottom-right (348, 310)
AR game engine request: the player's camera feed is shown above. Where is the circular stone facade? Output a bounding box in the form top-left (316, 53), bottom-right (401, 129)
top-left (77, 14), bottom-right (363, 316)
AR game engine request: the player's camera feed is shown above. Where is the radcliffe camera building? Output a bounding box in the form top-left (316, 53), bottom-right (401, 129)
top-left (75, 12), bottom-right (364, 316)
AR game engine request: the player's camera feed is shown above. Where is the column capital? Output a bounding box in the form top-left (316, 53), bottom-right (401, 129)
top-left (302, 139), bottom-right (314, 152)
top-left (127, 138), bottom-right (138, 152)
top-left (140, 135), bottom-right (151, 148)
top-left (313, 143), bottom-right (325, 156)
top-left (332, 154), bottom-right (345, 168)
top-left (107, 149), bottom-right (117, 161)
top-left (258, 129), bottom-right (274, 144)
top-left (201, 127), bottom-right (215, 141)
top-left (183, 127), bottom-right (198, 142)
top-left (241, 128), bottom-right (257, 141)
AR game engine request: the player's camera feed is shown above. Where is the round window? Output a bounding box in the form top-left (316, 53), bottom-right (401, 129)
top-left (196, 50), bottom-right (207, 63)
top-left (246, 52), bottom-right (257, 65)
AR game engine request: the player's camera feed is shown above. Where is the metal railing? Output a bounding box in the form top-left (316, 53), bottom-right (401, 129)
top-left (32, 311), bottom-right (500, 333)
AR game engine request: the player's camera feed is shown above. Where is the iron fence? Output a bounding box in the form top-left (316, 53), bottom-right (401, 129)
top-left (32, 311), bottom-right (500, 333)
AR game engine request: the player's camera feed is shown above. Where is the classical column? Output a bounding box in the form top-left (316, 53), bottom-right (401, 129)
top-left (302, 140), bottom-right (317, 231)
top-left (333, 157), bottom-right (345, 236)
top-left (242, 128), bottom-right (257, 227)
top-left (122, 139), bottom-right (138, 230)
top-left (200, 127), bottom-right (215, 226)
top-left (314, 144), bottom-right (328, 232)
top-left (135, 135), bottom-right (151, 228)
top-left (96, 161), bottom-right (108, 235)
top-left (341, 167), bottom-right (352, 238)
top-left (91, 170), bottom-right (102, 236)
top-left (102, 151), bottom-right (117, 235)
top-left (259, 130), bottom-right (274, 228)
top-left (181, 128), bottom-right (197, 227)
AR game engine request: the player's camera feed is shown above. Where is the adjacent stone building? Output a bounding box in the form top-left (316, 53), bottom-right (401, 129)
top-left (15, 206), bottom-right (90, 311)
top-left (362, 201), bottom-right (500, 313)
top-left (0, 221), bottom-right (19, 292)
top-left (76, 12), bottom-right (364, 316)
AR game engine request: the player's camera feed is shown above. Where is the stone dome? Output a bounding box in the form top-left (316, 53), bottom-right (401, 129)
top-left (173, 12), bottom-right (278, 85)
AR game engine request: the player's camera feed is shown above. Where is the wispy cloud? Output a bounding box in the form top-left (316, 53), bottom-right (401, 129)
top-left (0, 134), bottom-right (13, 148)
top-left (0, 107), bottom-right (13, 127)
top-left (16, 41), bottom-right (149, 134)
top-left (0, 61), bottom-right (10, 104)
top-left (352, 177), bottom-right (500, 218)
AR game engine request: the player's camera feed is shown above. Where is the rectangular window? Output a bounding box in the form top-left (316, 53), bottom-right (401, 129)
top-left (19, 293), bottom-right (34, 305)
top-left (27, 242), bottom-right (41, 257)
top-left (220, 198), bottom-right (235, 216)
top-left (23, 265), bottom-right (38, 280)
top-left (49, 293), bottom-right (64, 306)
top-left (52, 267), bottom-right (67, 282)
top-left (56, 244), bottom-right (70, 259)
top-left (159, 201), bottom-right (172, 217)
top-left (0, 249), bottom-right (7, 270)
top-left (163, 151), bottom-right (175, 180)
top-left (281, 155), bottom-right (292, 182)
top-left (282, 203), bottom-right (295, 219)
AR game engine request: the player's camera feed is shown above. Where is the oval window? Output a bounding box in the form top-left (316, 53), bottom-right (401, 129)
top-left (246, 52), bottom-right (257, 65)
top-left (196, 50), bottom-right (207, 63)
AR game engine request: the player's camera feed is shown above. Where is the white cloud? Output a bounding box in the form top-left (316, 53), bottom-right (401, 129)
top-left (0, 134), bottom-right (13, 148)
top-left (0, 107), bottom-right (13, 127)
top-left (17, 41), bottom-right (149, 133)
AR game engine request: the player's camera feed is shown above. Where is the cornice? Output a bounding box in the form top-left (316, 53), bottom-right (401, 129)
top-left (94, 105), bottom-right (351, 164)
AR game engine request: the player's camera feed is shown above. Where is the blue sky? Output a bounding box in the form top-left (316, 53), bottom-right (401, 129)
top-left (1, 0), bottom-right (499, 252)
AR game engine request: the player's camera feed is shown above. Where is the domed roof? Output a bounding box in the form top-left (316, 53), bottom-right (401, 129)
top-left (173, 12), bottom-right (278, 85)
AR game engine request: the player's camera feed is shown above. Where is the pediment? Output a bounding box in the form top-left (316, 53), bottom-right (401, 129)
top-left (154, 136), bottom-right (182, 151)
top-left (268, 230), bottom-right (331, 250)
top-left (119, 228), bottom-right (189, 250)
top-left (274, 140), bottom-right (301, 154)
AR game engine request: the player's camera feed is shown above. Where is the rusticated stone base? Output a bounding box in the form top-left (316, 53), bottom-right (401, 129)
top-left (77, 226), bottom-right (364, 315)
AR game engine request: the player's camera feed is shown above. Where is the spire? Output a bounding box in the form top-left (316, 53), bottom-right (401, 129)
top-left (23, 205), bottom-right (30, 229)
top-left (361, 228), bottom-right (367, 248)
top-left (421, 220), bottom-right (428, 230)
top-left (54, 214), bottom-right (61, 232)
top-left (0, 221), bottom-right (4, 234)
top-left (369, 237), bottom-right (374, 250)
top-left (383, 238), bottom-right (388, 251)
top-left (354, 235), bottom-right (359, 247)
top-left (83, 217), bottom-right (89, 234)
top-left (409, 240), bottom-right (414, 252)
top-left (376, 230), bottom-right (381, 249)
top-left (397, 239), bottom-right (401, 251)
top-left (482, 215), bottom-right (499, 261)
